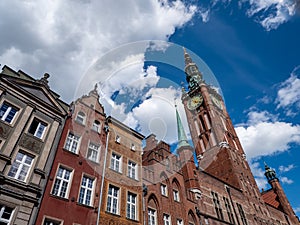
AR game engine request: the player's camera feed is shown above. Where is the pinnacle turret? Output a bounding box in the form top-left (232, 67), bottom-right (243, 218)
top-left (175, 104), bottom-right (191, 150)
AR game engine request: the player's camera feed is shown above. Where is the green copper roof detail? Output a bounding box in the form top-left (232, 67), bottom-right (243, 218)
top-left (176, 105), bottom-right (191, 149)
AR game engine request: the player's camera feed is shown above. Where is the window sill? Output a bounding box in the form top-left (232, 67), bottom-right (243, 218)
top-left (105, 211), bottom-right (121, 217)
top-left (76, 202), bottom-right (94, 209)
top-left (62, 148), bottom-right (79, 156)
top-left (50, 194), bottom-right (70, 202)
top-left (126, 217), bottom-right (139, 223)
top-left (127, 176), bottom-right (139, 181)
top-left (109, 167), bottom-right (122, 174)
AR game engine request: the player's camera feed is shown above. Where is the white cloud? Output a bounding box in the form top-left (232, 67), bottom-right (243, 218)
top-left (241, 0), bottom-right (297, 31)
top-left (280, 176), bottom-right (294, 184)
top-left (276, 66), bottom-right (300, 113)
top-left (0, 0), bottom-right (196, 102)
top-left (249, 162), bottom-right (268, 190)
top-left (235, 109), bottom-right (300, 160)
top-left (279, 164), bottom-right (295, 173)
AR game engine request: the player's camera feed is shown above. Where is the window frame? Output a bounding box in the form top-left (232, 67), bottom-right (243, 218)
top-left (163, 213), bottom-right (171, 225)
top-left (92, 120), bottom-right (101, 133)
top-left (42, 216), bottom-right (63, 225)
top-left (7, 151), bottom-right (34, 182)
top-left (51, 165), bottom-right (73, 199)
top-left (161, 183), bottom-right (168, 197)
top-left (148, 207), bottom-right (157, 225)
top-left (110, 152), bottom-right (122, 173)
top-left (78, 174), bottom-right (95, 206)
top-left (64, 131), bottom-right (81, 154)
top-left (128, 160), bottom-right (138, 180)
top-left (126, 192), bottom-right (137, 220)
top-left (0, 204), bottom-right (14, 224)
top-left (177, 219), bottom-right (183, 225)
top-left (0, 101), bottom-right (19, 124)
top-left (106, 184), bottom-right (120, 215)
top-left (173, 189), bottom-right (180, 202)
top-left (86, 142), bottom-right (100, 163)
top-left (211, 191), bottom-right (224, 221)
top-left (76, 111), bottom-right (86, 125)
top-left (28, 117), bottom-right (48, 139)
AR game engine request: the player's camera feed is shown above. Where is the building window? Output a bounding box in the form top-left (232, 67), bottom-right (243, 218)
top-left (115, 135), bottom-right (121, 143)
top-left (76, 111), bottom-right (85, 124)
top-left (0, 205), bottom-right (14, 224)
top-left (0, 102), bottom-right (18, 124)
top-left (127, 192), bottom-right (137, 220)
top-left (51, 166), bottom-right (72, 198)
top-left (106, 185), bottom-right (120, 214)
top-left (43, 218), bottom-right (62, 225)
top-left (8, 151), bottom-right (34, 182)
top-left (64, 132), bottom-right (80, 154)
top-left (92, 120), bottom-right (100, 132)
top-left (128, 160), bottom-right (137, 179)
top-left (110, 153), bottom-right (121, 173)
top-left (131, 143), bottom-right (135, 151)
top-left (87, 142), bottom-right (99, 162)
top-left (211, 191), bottom-right (224, 220)
top-left (237, 203), bottom-right (248, 225)
top-left (148, 208), bottom-right (157, 225)
top-left (163, 214), bottom-right (171, 225)
top-left (223, 197), bottom-right (235, 224)
top-left (173, 189), bottom-right (179, 202)
top-left (28, 118), bottom-right (47, 139)
top-left (161, 184), bottom-right (168, 196)
top-left (177, 219), bottom-right (183, 225)
top-left (78, 176), bottom-right (94, 206)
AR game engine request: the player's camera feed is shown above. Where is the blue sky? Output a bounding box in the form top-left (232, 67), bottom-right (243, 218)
top-left (0, 0), bottom-right (299, 218)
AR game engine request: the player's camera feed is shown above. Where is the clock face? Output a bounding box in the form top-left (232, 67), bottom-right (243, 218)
top-left (211, 95), bottom-right (223, 110)
top-left (187, 94), bottom-right (203, 110)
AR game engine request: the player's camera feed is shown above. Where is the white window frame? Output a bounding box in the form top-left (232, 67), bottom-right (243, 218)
top-left (110, 153), bottom-right (122, 173)
top-left (173, 189), bottom-right (180, 202)
top-left (128, 160), bottom-right (137, 180)
top-left (163, 214), bottom-right (171, 225)
top-left (43, 217), bottom-right (62, 225)
top-left (87, 142), bottom-right (100, 162)
top-left (148, 208), bottom-right (157, 225)
top-left (8, 151), bottom-right (34, 182)
top-left (78, 175), bottom-right (95, 206)
top-left (126, 192), bottom-right (137, 220)
top-left (0, 205), bottom-right (14, 224)
top-left (131, 143), bottom-right (135, 151)
top-left (177, 218), bottom-right (183, 225)
top-left (51, 166), bottom-right (73, 199)
top-left (28, 118), bottom-right (47, 139)
top-left (64, 132), bottom-right (80, 154)
top-left (0, 101), bottom-right (18, 124)
top-left (115, 135), bottom-right (121, 143)
top-left (106, 184), bottom-right (120, 215)
top-left (76, 111), bottom-right (86, 124)
top-left (161, 183), bottom-right (168, 196)
top-left (92, 120), bottom-right (101, 132)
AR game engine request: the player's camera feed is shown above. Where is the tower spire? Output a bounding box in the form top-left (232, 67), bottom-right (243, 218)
top-left (264, 162), bottom-right (278, 183)
top-left (175, 104), bottom-right (191, 150)
top-left (183, 47), bottom-right (193, 65)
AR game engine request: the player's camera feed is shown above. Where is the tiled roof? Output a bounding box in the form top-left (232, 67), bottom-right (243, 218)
top-left (262, 189), bottom-right (281, 209)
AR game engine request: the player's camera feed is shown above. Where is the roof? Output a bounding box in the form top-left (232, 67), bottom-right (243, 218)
top-left (261, 189), bottom-right (282, 210)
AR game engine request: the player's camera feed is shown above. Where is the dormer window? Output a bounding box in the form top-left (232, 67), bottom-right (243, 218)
top-left (76, 111), bottom-right (85, 124)
top-left (115, 135), bottom-right (121, 143)
top-left (131, 143), bottom-right (135, 151)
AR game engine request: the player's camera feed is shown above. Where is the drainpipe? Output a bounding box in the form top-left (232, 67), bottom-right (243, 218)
top-left (96, 125), bottom-right (110, 224)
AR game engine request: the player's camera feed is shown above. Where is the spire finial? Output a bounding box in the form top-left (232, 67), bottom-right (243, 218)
top-left (264, 162), bottom-right (278, 182)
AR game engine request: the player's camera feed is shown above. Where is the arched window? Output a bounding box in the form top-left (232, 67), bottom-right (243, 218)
top-left (172, 179), bottom-right (181, 202)
top-left (148, 195), bottom-right (159, 225)
top-left (76, 111), bottom-right (86, 124)
top-left (188, 210), bottom-right (197, 225)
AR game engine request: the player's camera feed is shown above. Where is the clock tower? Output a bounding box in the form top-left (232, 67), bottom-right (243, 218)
top-left (181, 48), bottom-right (261, 195)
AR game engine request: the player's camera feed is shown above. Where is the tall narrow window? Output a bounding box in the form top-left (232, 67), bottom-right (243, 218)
top-left (237, 203), bottom-right (248, 225)
top-left (161, 184), bottom-right (168, 196)
top-left (127, 192), bottom-right (137, 220)
top-left (111, 153), bottom-right (122, 173)
top-left (28, 118), bottom-right (47, 139)
top-left (92, 120), bottom-right (100, 132)
top-left (128, 160), bottom-right (137, 179)
top-left (211, 191), bottom-right (224, 220)
top-left (148, 208), bottom-right (157, 225)
top-left (0, 204), bottom-right (14, 224)
top-left (0, 102), bottom-right (18, 124)
top-left (223, 197), bottom-right (235, 224)
top-left (177, 219), bottom-right (183, 225)
top-left (87, 142), bottom-right (99, 162)
top-left (173, 189), bottom-right (180, 202)
top-left (64, 132), bottom-right (80, 154)
top-left (76, 111), bottom-right (85, 124)
top-left (51, 166), bottom-right (72, 198)
top-left (78, 176), bottom-right (94, 206)
top-left (8, 151), bottom-right (34, 182)
top-left (163, 214), bottom-right (171, 225)
top-left (106, 185), bottom-right (120, 214)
